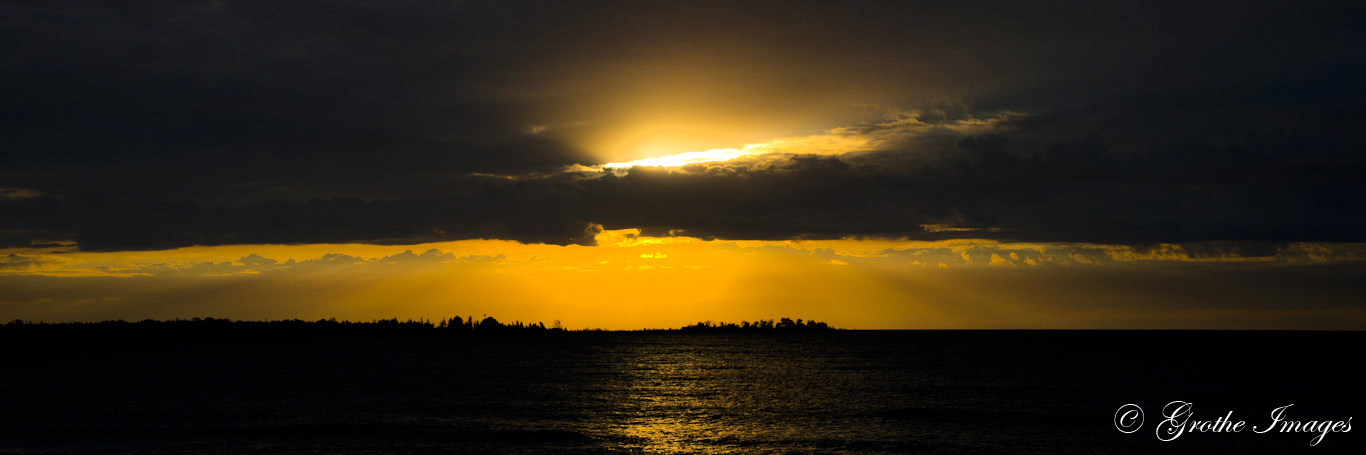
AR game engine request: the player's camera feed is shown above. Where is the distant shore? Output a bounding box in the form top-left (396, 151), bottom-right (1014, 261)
top-left (0, 316), bottom-right (839, 341)
top-left (7, 318), bottom-right (1357, 342)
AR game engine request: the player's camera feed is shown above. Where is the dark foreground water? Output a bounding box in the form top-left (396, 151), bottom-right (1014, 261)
top-left (2, 331), bottom-right (1362, 454)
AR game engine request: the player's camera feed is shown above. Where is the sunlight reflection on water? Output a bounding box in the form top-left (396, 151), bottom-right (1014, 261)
top-left (6, 332), bottom-right (1358, 454)
top-left (618, 359), bottom-right (725, 453)
top-left (593, 341), bottom-right (776, 453)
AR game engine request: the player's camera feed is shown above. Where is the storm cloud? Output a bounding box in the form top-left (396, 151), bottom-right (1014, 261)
top-left (3, 0), bottom-right (1365, 250)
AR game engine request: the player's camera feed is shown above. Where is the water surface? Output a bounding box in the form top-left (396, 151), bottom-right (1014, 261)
top-left (2, 331), bottom-right (1360, 453)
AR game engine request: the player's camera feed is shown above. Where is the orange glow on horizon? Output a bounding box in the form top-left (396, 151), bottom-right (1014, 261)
top-left (2, 231), bottom-right (1364, 330)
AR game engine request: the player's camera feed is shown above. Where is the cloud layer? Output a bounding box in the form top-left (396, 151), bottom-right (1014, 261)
top-left (2, 1), bottom-right (1365, 250)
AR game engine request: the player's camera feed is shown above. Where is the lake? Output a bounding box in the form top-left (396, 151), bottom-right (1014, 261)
top-left (2, 331), bottom-right (1361, 453)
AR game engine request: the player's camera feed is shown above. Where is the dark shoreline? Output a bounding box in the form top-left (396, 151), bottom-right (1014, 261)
top-left (2, 317), bottom-right (1361, 344)
top-left (0, 316), bottom-right (844, 342)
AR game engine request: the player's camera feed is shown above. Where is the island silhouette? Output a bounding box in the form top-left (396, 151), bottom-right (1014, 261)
top-left (1, 316), bottom-right (836, 341)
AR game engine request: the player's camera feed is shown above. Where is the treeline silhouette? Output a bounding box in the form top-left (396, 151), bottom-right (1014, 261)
top-left (679, 318), bottom-right (834, 332)
top-left (0, 316), bottom-right (557, 342)
top-left (1, 316), bottom-right (836, 341)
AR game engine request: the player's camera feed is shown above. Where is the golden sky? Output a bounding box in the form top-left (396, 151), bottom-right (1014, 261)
top-left (4, 231), bottom-right (1363, 329)
top-left (3, 2), bottom-right (1365, 329)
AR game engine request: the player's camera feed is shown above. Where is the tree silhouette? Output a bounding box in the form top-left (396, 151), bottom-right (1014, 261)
top-left (0, 315), bottom-right (836, 341)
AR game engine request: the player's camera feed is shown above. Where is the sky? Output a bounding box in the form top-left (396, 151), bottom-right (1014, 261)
top-left (2, 0), bottom-right (1365, 329)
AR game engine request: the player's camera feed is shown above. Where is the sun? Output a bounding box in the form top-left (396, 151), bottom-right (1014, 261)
top-left (600, 141), bottom-right (797, 169)
top-left (602, 148), bottom-right (745, 168)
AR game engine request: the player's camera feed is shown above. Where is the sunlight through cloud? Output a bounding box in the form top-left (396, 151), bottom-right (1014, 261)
top-left (603, 148), bottom-right (748, 168)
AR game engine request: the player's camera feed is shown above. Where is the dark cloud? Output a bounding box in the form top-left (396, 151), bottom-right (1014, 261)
top-left (379, 249), bottom-right (454, 263)
top-left (236, 253), bottom-right (276, 267)
top-left (0, 253), bottom-right (49, 270)
top-left (2, 0), bottom-right (1365, 249)
top-left (5, 126), bottom-right (1363, 251)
